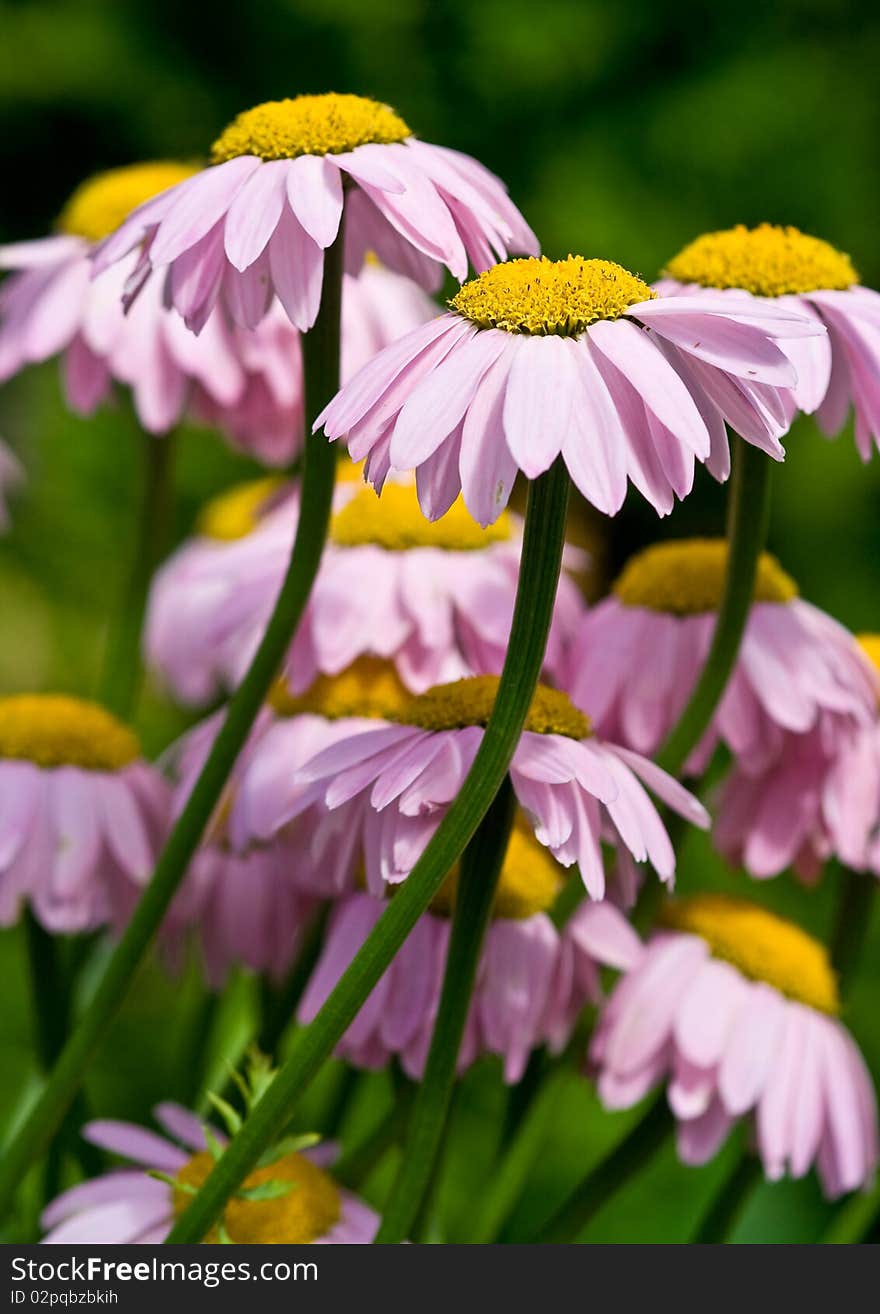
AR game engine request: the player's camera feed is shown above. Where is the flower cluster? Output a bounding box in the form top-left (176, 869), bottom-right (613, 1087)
top-left (1, 89), bottom-right (878, 1247)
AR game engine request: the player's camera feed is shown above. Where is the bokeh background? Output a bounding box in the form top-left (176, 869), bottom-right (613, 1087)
top-left (1, 0), bottom-right (879, 1242)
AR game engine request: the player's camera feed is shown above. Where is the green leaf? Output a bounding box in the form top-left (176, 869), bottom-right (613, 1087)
top-left (204, 1127), bottom-right (226, 1164)
top-left (207, 1092), bottom-right (243, 1137)
top-left (256, 1132), bottom-right (321, 1169)
top-left (236, 1178), bottom-right (299, 1202)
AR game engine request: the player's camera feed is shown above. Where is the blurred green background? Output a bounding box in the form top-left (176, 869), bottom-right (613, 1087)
top-left (1, 0), bottom-right (880, 1243)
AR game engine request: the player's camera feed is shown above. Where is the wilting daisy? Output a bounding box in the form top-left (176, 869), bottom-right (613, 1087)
top-left (41, 1104), bottom-right (378, 1244)
top-left (565, 539), bottom-right (877, 774)
top-left (316, 254), bottom-right (824, 525)
top-left (299, 816), bottom-right (598, 1081)
top-left (716, 634), bottom-right (880, 880)
top-left (93, 93), bottom-right (537, 333)
top-left (146, 471), bottom-right (585, 705)
top-left (274, 669), bottom-right (708, 900)
top-left (0, 163), bottom-right (437, 463)
top-left (660, 224), bottom-right (880, 459)
top-left (0, 438), bottom-right (22, 530)
top-left (160, 708), bottom-right (318, 985)
top-left (585, 895), bottom-right (878, 1197)
top-left (0, 694), bottom-right (169, 932)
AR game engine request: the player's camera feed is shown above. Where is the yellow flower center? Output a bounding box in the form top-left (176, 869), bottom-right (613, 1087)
top-left (396, 675), bottom-right (591, 738)
top-left (660, 894), bottom-right (839, 1015)
top-left (269, 657), bottom-right (413, 722)
top-left (330, 482), bottom-right (512, 552)
top-left (174, 1150), bottom-right (340, 1244)
top-left (211, 94), bottom-right (411, 164)
top-left (0, 695), bottom-right (140, 772)
top-left (197, 477), bottom-right (287, 542)
top-left (431, 813), bottom-right (564, 920)
top-left (612, 538), bottom-right (798, 615)
top-left (450, 256), bottom-right (655, 337)
top-left (663, 224), bottom-right (858, 298)
top-left (857, 634), bottom-right (880, 678)
top-left (57, 162), bottom-right (200, 243)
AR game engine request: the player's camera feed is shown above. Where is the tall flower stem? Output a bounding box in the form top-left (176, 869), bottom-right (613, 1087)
top-left (656, 438), bottom-right (773, 776)
top-left (99, 427), bottom-right (176, 720)
top-left (165, 460), bottom-right (571, 1244)
top-left (830, 864), bottom-right (875, 995)
top-left (534, 1095), bottom-right (670, 1242)
top-left (375, 776), bottom-right (516, 1243)
top-left (0, 233), bottom-right (346, 1221)
top-left (691, 1152), bottom-right (761, 1243)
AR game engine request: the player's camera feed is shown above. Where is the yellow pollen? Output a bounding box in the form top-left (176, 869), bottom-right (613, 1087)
top-left (660, 894), bottom-right (839, 1015)
top-left (0, 695), bottom-right (140, 772)
top-left (211, 94), bottom-right (411, 164)
top-left (57, 162), bottom-right (200, 243)
top-left (857, 634), bottom-right (880, 679)
top-left (450, 256), bottom-right (655, 336)
top-left (613, 538), bottom-right (798, 615)
top-left (431, 812), bottom-right (564, 920)
top-left (396, 675), bottom-right (591, 738)
top-left (269, 657), bottom-right (413, 722)
top-left (664, 224), bottom-right (858, 298)
top-left (174, 1150), bottom-right (340, 1244)
top-left (331, 483), bottom-right (512, 552)
top-left (197, 477), bottom-right (287, 542)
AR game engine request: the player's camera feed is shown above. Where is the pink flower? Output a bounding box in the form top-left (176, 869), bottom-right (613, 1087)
top-left (281, 674), bottom-right (709, 900)
top-left (1, 196), bottom-right (436, 464)
top-left (41, 1104), bottom-right (378, 1244)
top-left (0, 694), bottom-right (169, 933)
top-left (0, 438), bottom-right (23, 530)
top-left (660, 224), bottom-right (880, 459)
top-left (93, 94), bottom-right (537, 333)
top-left (564, 539), bottom-right (877, 775)
top-left (584, 895), bottom-right (878, 1197)
top-left (316, 255), bottom-right (823, 525)
top-left (299, 891), bottom-right (587, 1083)
top-left (145, 473), bottom-right (585, 706)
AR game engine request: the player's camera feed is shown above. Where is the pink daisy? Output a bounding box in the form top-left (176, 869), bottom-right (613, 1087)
top-left (583, 895), bottom-right (878, 1197)
top-left (145, 471), bottom-right (585, 706)
top-left (0, 694), bottom-right (169, 933)
top-left (275, 672), bottom-right (709, 901)
top-left (161, 709), bottom-right (317, 986)
top-left (660, 224), bottom-right (880, 459)
top-left (299, 820), bottom-right (598, 1081)
top-left (715, 635), bottom-right (880, 880)
top-left (564, 538), bottom-right (878, 775)
top-left (316, 254), bottom-right (824, 526)
top-left (0, 438), bottom-right (23, 530)
top-left (41, 1104), bottom-right (378, 1244)
top-left (0, 165), bottom-right (438, 464)
top-left (93, 94), bottom-right (537, 333)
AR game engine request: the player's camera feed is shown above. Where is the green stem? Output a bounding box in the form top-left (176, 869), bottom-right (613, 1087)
top-left (691, 1153), bottom-right (761, 1243)
top-left (822, 1175), bottom-right (880, 1243)
top-left (0, 233), bottom-right (346, 1222)
top-left (656, 439), bottom-right (773, 776)
top-left (534, 1095), bottom-right (671, 1243)
top-left (165, 459), bottom-right (571, 1244)
top-left (99, 428), bottom-right (176, 720)
top-left (375, 776), bottom-right (516, 1243)
top-left (24, 915), bottom-right (68, 1072)
top-left (830, 865), bottom-right (875, 995)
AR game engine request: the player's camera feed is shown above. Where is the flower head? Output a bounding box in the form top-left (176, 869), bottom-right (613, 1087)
top-left (565, 538), bottom-right (877, 774)
top-left (265, 669), bottom-right (708, 900)
top-left (299, 817), bottom-right (597, 1080)
top-left (585, 896), bottom-right (877, 1196)
top-left (716, 634), bottom-right (880, 879)
top-left (317, 254), bottom-right (823, 525)
top-left (660, 223), bottom-right (880, 460)
top-left (93, 93), bottom-right (537, 334)
top-left (41, 1103), bottom-right (377, 1244)
top-left (0, 694), bottom-right (169, 931)
top-left (0, 164), bottom-right (436, 461)
top-left (146, 471), bottom-right (585, 705)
